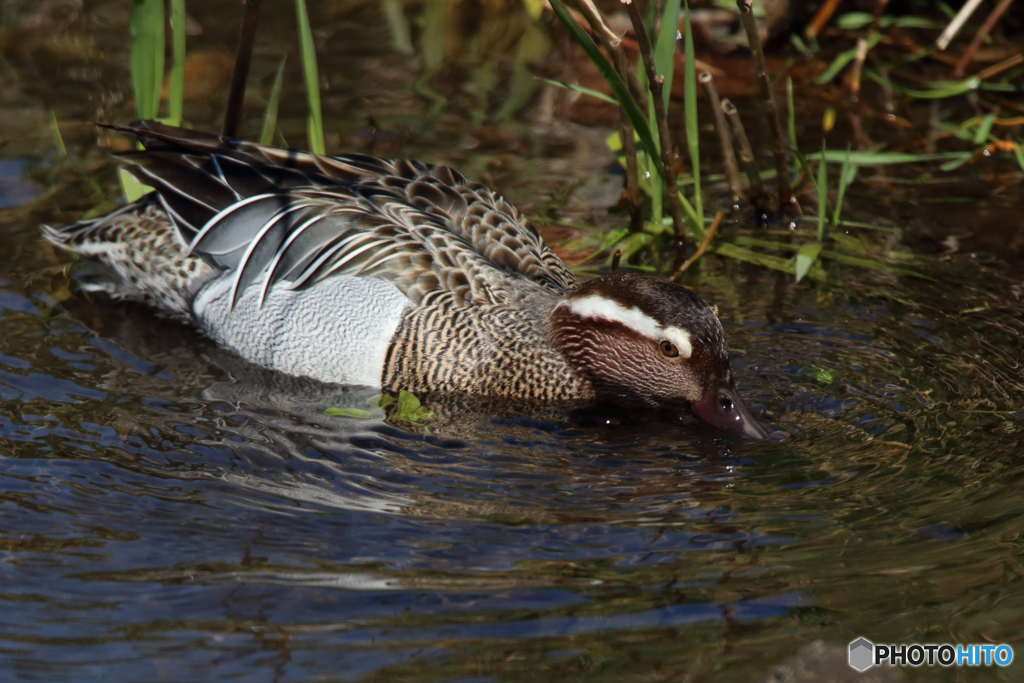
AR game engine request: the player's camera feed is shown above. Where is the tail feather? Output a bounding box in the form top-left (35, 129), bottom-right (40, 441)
top-left (42, 195), bottom-right (214, 321)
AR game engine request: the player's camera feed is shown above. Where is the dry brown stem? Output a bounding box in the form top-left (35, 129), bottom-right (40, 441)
top-left (699, 72), bottom-right (742, 207)
top-left (736, 0), bottom-right (794, 213)
top-left (624, 0), bottom-right (686, 247)
top-left (722, 99), bottom-right (767, 210)
top-left (953, 0), bottom-right (1015, 78)
top-left (673, 212), bottom-right (724, 278)
top-left (805, 0), bottom-right (842, 40)
top-left (936, 0), bottom-right (985, 51)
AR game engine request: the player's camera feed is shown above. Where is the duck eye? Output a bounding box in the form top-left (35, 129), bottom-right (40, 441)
top-left (659, 340), bottom-right (679, 358)
top-left (719, 395), bottom-right (735, 412)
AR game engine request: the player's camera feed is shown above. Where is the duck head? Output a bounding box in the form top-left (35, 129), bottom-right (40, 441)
top-left (549, 272), bottom-right (768, 440)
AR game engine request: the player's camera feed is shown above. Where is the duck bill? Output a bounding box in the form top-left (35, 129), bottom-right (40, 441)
top-left (690, 384), bottom-right (768, 440)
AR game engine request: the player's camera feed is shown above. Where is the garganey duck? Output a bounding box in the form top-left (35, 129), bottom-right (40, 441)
top-left (43, 121), bottom-right (767, 439)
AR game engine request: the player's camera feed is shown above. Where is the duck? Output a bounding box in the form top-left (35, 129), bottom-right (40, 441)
top-left (43, 120), bottom-right (767, 439)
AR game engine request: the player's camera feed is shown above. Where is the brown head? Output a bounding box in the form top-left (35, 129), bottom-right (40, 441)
top-left (549, 272), bottom-right (767, 439)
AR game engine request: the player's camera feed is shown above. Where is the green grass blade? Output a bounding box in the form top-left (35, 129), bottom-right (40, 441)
top-left (832, 146), bottom-right (856, 226)
top-left (130, 0), bottom-right (164, 120)
top-left (50, 111), bottom-right (67, 156)
top-left (167, 0), bottom-right (186, 126)
top-left (682, 1), bottom-right (701, 227)
top-left (973, 113), bottom-right (995, 145)
top-left (819, 249), bottom-right (933, 280)
top-left (805, 150), bottom-right (966, 165)
top-left (295, 0), bottom-right (325, 154)
top-left (786, 76), bottom-right (797, 153)
top-left (383, 0), bottom-right (413, 55)
top-left (119, 169), bottom-right (150, 203)
top-left (865, 70), bottom-right (978, 99)
top-left (677, 190), bottom-right (705, 240)
top-left (537, 77), bottom-right (617, 104)
top-left (715, 243), bottom-right (825, 281)
top-left (795, 242), bottom-right (823, 282)
top-left (816, 138), bottom-right (827, 240)
top-left (939, 152), bottom-right (974, 171)
top-left (816, 33), bottom-right (880, 85)
top-left (654, 0), bottom-right (680, 110)
top-left (260, 57), bottom-right (287, 145)
top-left (548, 0), bottom-right (659, 175)
top-left (1013, 142), bottom-right (1024, 173)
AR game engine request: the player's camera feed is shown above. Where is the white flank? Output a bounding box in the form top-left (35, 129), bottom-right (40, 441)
top-left (194, 274), bottom-right (410, 387)
top-left (563, 295), bottom-right (693, 359)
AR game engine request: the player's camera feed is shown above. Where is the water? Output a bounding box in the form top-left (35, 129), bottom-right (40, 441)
top-left (1, 2), bottom-right (1023, 681)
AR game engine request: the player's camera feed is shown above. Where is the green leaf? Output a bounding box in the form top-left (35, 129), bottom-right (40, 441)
top-left (972, 113), bottom-right (995, 145)
top-left (833, 146), bottom-right (856, 226)
top-left (324, 407), bottom-right (374, 418)
top-left (805, 150), bottom-right (967, 165)
top-left (295, 0), bottom-right (325, 154)
top-left (939, 152), bottom-right (974, 171)
top-left (682, 1), bottom-right (702, 231)
top-left (50, 111), bottom-right (66, 157)
top-left (260, 57), bottom-right (288, 145)
top-left (815, 33), bottom-right (879, 85)
top-left (537, 77), bottom-right (617, 104)
top-left (816, 138), bottom-right (828, 240)
top-left (786, 77), bottom-right (797, 154)
top-left (795, 242), bottom-right (823, 283)
top-left (654, 0), bottom-right (681, 110)
top-left (800, 365), bottom-right (835, 384)
top-left (391, 390), bottom-right (436, 425)
top-left (819, 250), bottom-right (933, 279)
top-left (548, 0), bottom-right (660, 177)
top-left (865, 70), bottom-right (979, 99)
top-left (715, 243), bottom-right (825, 281)
top-left (167, 0), bottom-right (186, 126)
top-left (130, 0), bottom-right (165, 120)
top-left (1013, 142), bottom-right (1024, 173)
top-left (119, 168), bottom-right (151, 203)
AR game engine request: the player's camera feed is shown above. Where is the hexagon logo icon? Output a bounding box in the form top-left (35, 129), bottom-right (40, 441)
top-left (849, 637), bottom-right (875, 671)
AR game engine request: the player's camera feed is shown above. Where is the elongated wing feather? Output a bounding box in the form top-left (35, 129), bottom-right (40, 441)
top-left (108, 121), bottom-right (578, 308)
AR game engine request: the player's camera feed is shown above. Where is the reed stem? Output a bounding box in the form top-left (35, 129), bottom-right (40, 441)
top-left (699, 72), bottom-right (742, 207)
top-left (722, 99), bottom-right (767, 212)
top-left (223, 0), bottom-right (263, 138)
top-left (625, 0), bottom-right (686, 246)
top-left (736, 0), bottom-right (793, 212)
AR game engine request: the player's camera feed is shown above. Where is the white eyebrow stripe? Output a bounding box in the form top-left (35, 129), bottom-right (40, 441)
top-left (663, 326), bottom-right (694, 360)
top-left (563, 295), bottom-right (693, 359)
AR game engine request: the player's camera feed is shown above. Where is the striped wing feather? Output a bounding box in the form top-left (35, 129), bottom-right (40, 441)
top-left (111, 121), bottom-right (577, 308)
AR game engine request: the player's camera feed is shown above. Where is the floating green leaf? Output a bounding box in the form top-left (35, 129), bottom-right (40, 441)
top-left (800, 366), bottom-right (835, 384)
top-left (381, 390), bottom-right (436, 425)
top-left (324, 407), bottom-right (374, 419)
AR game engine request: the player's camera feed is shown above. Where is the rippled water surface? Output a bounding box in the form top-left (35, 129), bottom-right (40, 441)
top-left (2, 2), bottom-right (1024, 681)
